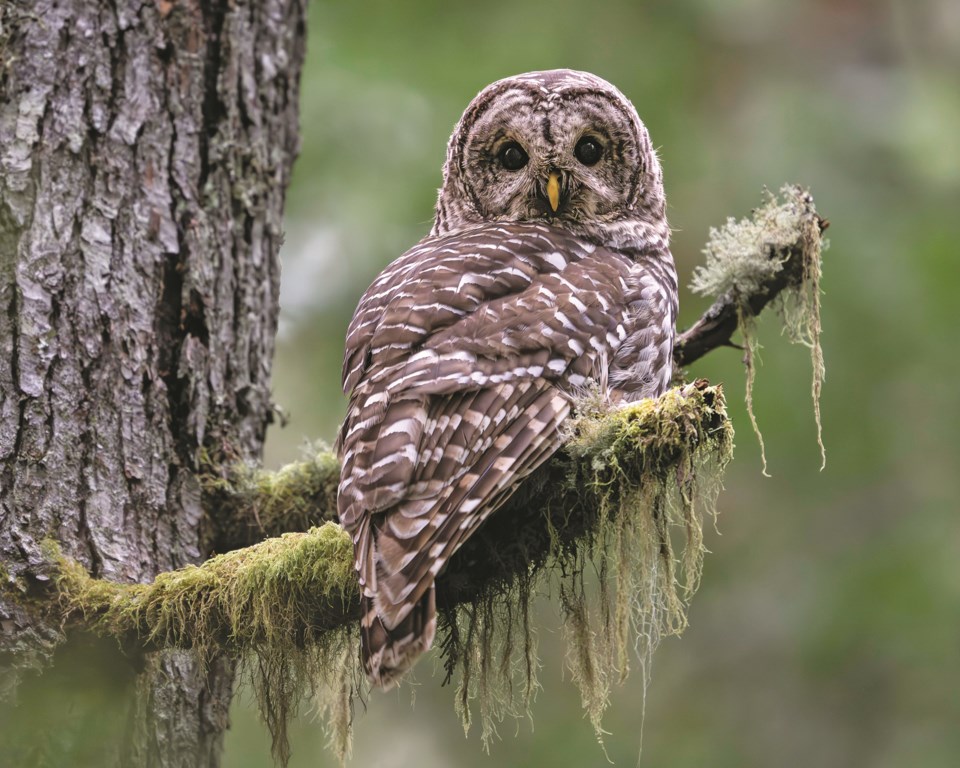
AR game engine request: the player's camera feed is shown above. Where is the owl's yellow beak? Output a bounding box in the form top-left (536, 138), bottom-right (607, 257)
top-left (546, 171), bottom-right (561, 212)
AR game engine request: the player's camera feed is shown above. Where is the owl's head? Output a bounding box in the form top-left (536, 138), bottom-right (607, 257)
top-left (432, 70), bottom-right (667, 247)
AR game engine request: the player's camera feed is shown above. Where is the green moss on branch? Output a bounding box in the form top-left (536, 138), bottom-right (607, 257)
top-left (53, 523), bottom-right (356, 654)
top-left (51, 523), bottom-right (360, 764)
top-left (54, 383), bottom-right (729, 654)
top-left (202, 449), bottom-right (341, 551)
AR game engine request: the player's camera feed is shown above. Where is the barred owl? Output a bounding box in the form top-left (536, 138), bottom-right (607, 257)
top-left (336, 70), bottom-right (678, 687)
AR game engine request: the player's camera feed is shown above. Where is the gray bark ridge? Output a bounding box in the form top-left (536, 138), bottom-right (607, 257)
top-left (0, 1), bottom-right (306, 766)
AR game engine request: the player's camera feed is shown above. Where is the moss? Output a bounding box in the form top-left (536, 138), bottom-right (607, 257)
top-left (55, 523), bottom-right (355, 649)
top-left (691, 185), bottom-right (826, 471)
top-left (562, 382), bottom-right (731, 745)
top-left (52, 523), bottom-right (359, 765)
top-left (202, 445), bottom-right (341, 549)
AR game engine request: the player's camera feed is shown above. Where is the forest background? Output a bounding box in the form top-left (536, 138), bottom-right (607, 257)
top-left (14, 1), bottom-right (959, 766)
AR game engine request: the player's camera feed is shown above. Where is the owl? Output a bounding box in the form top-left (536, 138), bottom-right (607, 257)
top-left (336, 70), bottom-right (678, 688)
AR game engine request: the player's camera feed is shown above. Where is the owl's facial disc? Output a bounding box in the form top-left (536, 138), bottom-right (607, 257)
top-left (433, 70), bottom-right (666, 241)
top-left (459, 90), bottom-right (643, 227)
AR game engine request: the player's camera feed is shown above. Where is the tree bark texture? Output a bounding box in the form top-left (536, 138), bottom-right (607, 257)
top-left (0, 0), bottom-right (306, 765)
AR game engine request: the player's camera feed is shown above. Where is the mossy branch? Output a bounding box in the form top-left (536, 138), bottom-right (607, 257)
top-left (41, 380), bottom-right (732, 764)
top-left (51, 525), bottom-right (357, 654)
top-left (48, 381), bottom-right (729, 653)
top-left (203, 451), bottom-right (341, 552)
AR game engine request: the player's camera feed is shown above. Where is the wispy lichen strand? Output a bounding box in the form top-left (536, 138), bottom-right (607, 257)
top-left (436, 382), bottom-right (733, 749)
top-left (557, 383), bottom-right (732, 745)
top-left (690, 185), bottom-right (826, 471)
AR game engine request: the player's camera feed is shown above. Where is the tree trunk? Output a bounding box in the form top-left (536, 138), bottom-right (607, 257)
top-left (0, 0), bottom-right (305, 764)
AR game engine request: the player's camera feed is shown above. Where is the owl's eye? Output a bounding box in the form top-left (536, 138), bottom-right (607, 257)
top-left (498, 142), bottom-right (528, 171)
top-left (574, 136), bottom-right (603, 166)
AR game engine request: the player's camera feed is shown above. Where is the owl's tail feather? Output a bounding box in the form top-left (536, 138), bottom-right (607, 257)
top-left (361, 585), bottom-right (436, 689)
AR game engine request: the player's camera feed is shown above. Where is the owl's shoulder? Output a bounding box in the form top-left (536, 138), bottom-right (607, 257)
top-left (342, 223), bottom-right (615, 391)
top-left (338, 222), bottom-right (675, 400)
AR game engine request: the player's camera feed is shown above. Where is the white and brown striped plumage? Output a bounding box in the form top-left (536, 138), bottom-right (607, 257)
top-left (336, 70), bottom-right (678, 687)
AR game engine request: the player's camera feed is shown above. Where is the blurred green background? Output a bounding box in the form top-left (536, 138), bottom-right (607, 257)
top-left (226, 0), bottom-right (960, 766)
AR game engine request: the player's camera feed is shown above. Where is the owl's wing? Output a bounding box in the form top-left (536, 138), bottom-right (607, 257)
top-left (341, 224), bottom-right (594, 395)
top-left (338, 223), bottom-right (641, 631)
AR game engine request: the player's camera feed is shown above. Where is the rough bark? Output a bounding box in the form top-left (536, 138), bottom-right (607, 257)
top-left (0, 0), bottom-right (306, 765)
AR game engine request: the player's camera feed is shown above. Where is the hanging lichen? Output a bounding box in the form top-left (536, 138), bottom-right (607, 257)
top-left (437, 381), bottom-right (733, 750)
top-left (690, 185), bottom-right (827, 472)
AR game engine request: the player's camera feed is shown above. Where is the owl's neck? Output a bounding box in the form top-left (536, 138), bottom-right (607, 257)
top-left (432, 211), bottom-right (669, 258)
top-left (577, 215), bottom-right (671, 255)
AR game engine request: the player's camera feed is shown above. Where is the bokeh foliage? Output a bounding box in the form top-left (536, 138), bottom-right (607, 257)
top-left (232, 1), bottom-right (960, 766)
